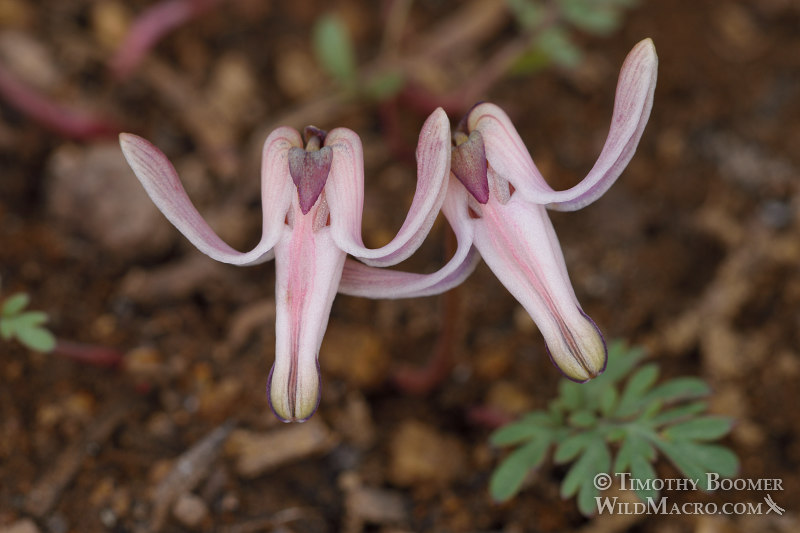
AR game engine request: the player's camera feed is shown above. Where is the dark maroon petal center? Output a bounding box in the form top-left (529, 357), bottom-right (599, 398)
top-left (288, 146), bottom-right (333, 215)
top-left (450, 130), bottom-right (489, 204)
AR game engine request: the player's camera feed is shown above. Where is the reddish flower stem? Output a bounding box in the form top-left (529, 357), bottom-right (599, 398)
top-left (0, 64), bottom-right (119, 140)
top-left (110, 0), bottom-right (226, 80)
top-left (52, 340), bottom-right (125, 369)
top-left (392, 228), bottom-right (460, 395)
top-left (466, 405), bottom-right (515, 429)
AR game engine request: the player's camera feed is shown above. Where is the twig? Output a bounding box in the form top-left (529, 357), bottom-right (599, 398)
top-left (149, 419), bottom-right (236, 532)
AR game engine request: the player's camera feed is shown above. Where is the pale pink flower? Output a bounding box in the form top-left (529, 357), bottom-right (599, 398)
top-left (120, 109), bottom-right (452, 422)
top-left (341, 39), bottom-right (658, 382)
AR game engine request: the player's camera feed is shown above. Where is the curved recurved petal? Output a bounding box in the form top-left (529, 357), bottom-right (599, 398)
top-left (473, 195), bottom-right (607, 382)
top-left (268, 203), bottom-right (346, 422)
top-left (120, 129), bottom-right (298, 265)
top-left (471, 39), bottom-right (658, 212)
top-left (326, 108), bottom-right (451, 267)
top-left (337, 179), bottom-right (479, 298)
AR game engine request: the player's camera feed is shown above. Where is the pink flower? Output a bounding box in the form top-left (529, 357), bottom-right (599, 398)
top-left (120, 109), bottom-right (451, 422)
top-left (341, 39), bottom-right (658, 382)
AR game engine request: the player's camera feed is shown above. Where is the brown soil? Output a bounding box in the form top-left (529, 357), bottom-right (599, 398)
top-left (1, 1), bottom-right (799, 532)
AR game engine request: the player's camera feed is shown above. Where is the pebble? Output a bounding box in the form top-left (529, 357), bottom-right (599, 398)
top-left (90, 1), bottom-right (129, 50)
top-left (0, 30), bottom-right (59, 88)
top-left (226, 418), bottom-right (337, 478)
top-left (207, 53), bottom-right (261, 125)
top-left (0, 0), bottom-right (33, 27)
top-left (473, 339), bottom-right (515, 381)
top-left (387, 420), bottom-right (466, 487)
top-left (485, 381), bottom-right (533, 416)
top-left (274, 46), bottom-right (324, 99)
top-left (321, 324), bottom-right (389, 389)
top-left (198, 377), bottom-right (243, 420)
top-left (46, 143), bottom-right (173, 260)
top-left (341, 473), bottom-right (407, 527)
top-left (172, 493), bottom-right (209, 530)
top-left (701, 325), bottom-right (745, 378)
top-left (0, 519), bottom-right (40, 533)
top-left (123, 347), bottom-right (166, 382)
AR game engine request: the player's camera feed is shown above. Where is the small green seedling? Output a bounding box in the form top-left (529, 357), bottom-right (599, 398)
top-left (1, 293), bottom-right (56, 352)
top-left (508, 0), bottom-right (639, 74)
top-left (489, 341), bottom-right (738, 515)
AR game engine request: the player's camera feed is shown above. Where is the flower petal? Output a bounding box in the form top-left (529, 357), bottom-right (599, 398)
top-left (325, 108), bottom-right (451, 267)
top-left (470, 39), bottom-right (658, 211)
top-left (268, 201), bottom-right (346, 422)
top-left (472, 194), bottom-right (607, 381)
top-left (119, 128), bottom-right (298, 265)
top-left (338, 179), bottom-right (479, 298)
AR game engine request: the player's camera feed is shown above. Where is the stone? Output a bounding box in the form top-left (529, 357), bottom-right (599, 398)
top-left (388, 420), bottom-right (466, 487)
top-left (485, 381), bottom-right (533, 416)
top-left (321, 324), bottom-right (389, 389)
top-left (226, 418), bottom-right (336, 478)
top-left (346, 486), bottom-right (406, 526)
top-left (46, 143), bottom-right (173, 259)
top-left (172, 493), bottom-right (208, 530)
top-left (0, 519), bottom-right (40, 533)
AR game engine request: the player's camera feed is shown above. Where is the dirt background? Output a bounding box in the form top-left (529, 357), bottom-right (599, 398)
top-left (1, 0), bottom-right (799, 532)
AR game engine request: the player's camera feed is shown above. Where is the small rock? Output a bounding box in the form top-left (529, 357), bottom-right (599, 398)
top-left (90, 1), bottom-right (129, 50)
top-left (473, 340), bottom-right (515, 381)
top-left (701, 325), bottom-right (745, 378)
top-left (172, 493), bottom-right (208, 530)
top-left (198, 377), bottom-right (243, 420)
top-left (207, 53), bottom-right (261, 125)
top-left (62, 391), bottom-right (96, 420)
top-left (0, 0), bottom-right (33, 27)
top-left (46, 143), bottom-right (173, 259)
top-left (388, 420), bottom-right (466, 487)
top-left (146, 411), bottom-right (177, 440)
top-left (226, 418), bottom-right (337, 478)
top-left (0, 519), bottom-right (40, 533)
top-left (123, 347), bottom-right (166, 382)
top-left (0, 30), bottom-right (60, 88)
top-left (322, 324), bottom-right (389, 389)
top-left (274, 46), bottom-right (324, 99)
top-left (485, 381), bottom-right (533, 416)
top-left (346, 485), bottom-right (407, 525)
top-left (732, 419), bottom-right (765, 448)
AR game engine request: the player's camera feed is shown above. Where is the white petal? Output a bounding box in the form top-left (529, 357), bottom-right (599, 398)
top-left (120, 129), bottom-right (297, 265)
top-left (338, 179), bottom-right (479, 298)
top-left (326, 108), bottom-right (451, 266)
top-left (471, 194), bottom-right (607, 381)
top-left (268, 201), bottom-right (346, 422)
top-left (471, 39), bottom-right (658, 211)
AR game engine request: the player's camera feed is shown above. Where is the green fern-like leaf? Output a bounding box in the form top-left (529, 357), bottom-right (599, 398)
top-left (487, 340), bottom-right (738, 515)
